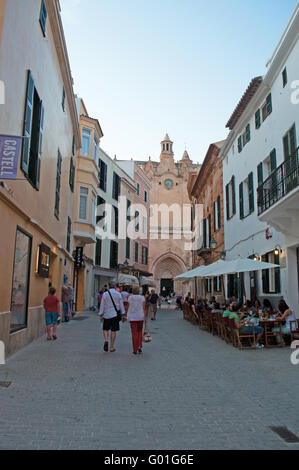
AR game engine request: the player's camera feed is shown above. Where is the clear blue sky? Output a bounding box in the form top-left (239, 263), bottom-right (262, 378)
top-left (61, 0), bottom-right (298, 164)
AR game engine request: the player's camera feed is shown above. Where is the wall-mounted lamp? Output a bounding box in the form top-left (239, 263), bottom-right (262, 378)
top-left (210, 238), bottom-right (226, 259)
top-left (274, 246), bottom-right (281, 256)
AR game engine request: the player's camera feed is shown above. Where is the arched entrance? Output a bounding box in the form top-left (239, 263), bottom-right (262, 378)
top-left (152, 252), bottom-right (187, 296)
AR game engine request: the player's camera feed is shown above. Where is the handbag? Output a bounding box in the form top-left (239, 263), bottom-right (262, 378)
top-left (107, 290), bottom-right (122, 321)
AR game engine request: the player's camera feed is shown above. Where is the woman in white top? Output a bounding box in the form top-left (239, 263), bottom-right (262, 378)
top-left (126, 286), bottom-right (146, 355)
top-left (273, 299), bottom-right (296, 344)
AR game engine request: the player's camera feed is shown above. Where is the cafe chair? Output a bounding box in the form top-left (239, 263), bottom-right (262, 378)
top-left (229, 319), bottom-right (256, 349)
top-left (264, 320), bottom-right (284, 348)
top-left (290, 319), bottom-right (299, 343)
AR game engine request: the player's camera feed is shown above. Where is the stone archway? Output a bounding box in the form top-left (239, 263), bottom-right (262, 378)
top-left (152, 252), bottom-right (187, 296)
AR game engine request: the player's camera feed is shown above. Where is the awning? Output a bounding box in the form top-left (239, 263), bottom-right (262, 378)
top-left (199, 257), bottom-right (280, 277)
top-left (174, 261), bottom-right (225, 280)
top-left (116, 273), bottom-right (139, 286)
top-left (139, 276), bottom-right (156, 287)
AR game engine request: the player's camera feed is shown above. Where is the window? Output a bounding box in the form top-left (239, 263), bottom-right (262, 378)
top-left (241, 124), bottom-right (250, 148)
top-left (39, 0), bottom-right (47, 36)
top-left (225, 176), bottom-right (236, 220)
top-left (91, 195), bottom-right (96, 227)
top-left (142, 246), bottom-right (148, 265)
top-left (255, 109), bottom-right (261, 129)
top-left (262, 251), bottom-right (280, 294)
top-left (93, 137), bottom-right (98, 162)
top-left (213, 276), bottom-right (222, 293)
top-left (98, 159), bottom-right (107, 192)
top-left (283, 124), bottom-right (297, 159)
top-left (95, 238), bottom-right (102, 266)
top-left (21, 71), bottom-right (44, 190)
top-left (237, 136), bottom-right (242, 153)
top-left (136, 182), bottom-right (140, 196)
top-left (203, 216), bottom-right (211, 248)
top-left (282, 68), bottom-right (288, 88)
top-left (126, 237), bottom-right (131, 259)
top-left (134, 242), bottom-right (139, 263)
top-left (206, 279), bottom-right (212, 293)
top-left (79, 187), bottom-right (89, 221)
top-left (112, 172), bottom-right (120, 200)
top-left (66, 217), bottom-right (71, 253)
top-left (62, 86), bottom-right (65, 112)
top-left (10, 228), bottom-right (32, 332)
top-left (135, 211), bottom-right (140, 232)
top-left (144, 190), bottom-right (148, 203)
top-left (69, 156), bottom-right (75, 192)
top-left (96, 196), bottom-right (105, 225)
top-left (110, 241), bottom-right (118, 269)
top-left (213, 196), bottom-right (221, 232)
top-left (127, 199), bottom-right (131, 221)
top-left (113, 206), bottom-right (119, 236)
top-left (82, 128), bottom-right (91, 156)
top-left (262, 93), bottom-right (272, 121)
top-left (54, 150), bottom-right (62, 219)
top-left (239, 172), bottom-right (254, 219)
top-left (143, 216), bottom-right (147, 235)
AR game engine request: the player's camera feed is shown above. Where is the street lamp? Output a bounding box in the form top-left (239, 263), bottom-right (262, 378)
top-left (210, 238), bottom-right (226, 259)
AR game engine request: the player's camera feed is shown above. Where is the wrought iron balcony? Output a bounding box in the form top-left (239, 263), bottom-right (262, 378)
top-left (257, 147), bottom-right (299, 215)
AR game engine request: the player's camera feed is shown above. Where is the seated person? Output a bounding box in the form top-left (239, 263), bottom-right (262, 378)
top-left (222, 303), bottom-right (232, 318)
top-left (263, 299), bottom-right (273, 317)
top-left (211, 302), bottom-right (222, 313)
top-left (229, 305), bottom-right (264, 348)
top-left (272, 299), bottom-right (296, 344)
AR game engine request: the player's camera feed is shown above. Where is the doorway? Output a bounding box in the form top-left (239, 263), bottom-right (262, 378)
top-left (160, 279), bottom-right (174, 297)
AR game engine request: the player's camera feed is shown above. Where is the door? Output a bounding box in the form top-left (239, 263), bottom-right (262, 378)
top-left (160, 279), bottom-right (174, 297)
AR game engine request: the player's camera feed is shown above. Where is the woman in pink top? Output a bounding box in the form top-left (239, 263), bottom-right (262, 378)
top-left (121, 287), bottom-right (130, 313)
top-left (126, 286), bottom-right (146, 355)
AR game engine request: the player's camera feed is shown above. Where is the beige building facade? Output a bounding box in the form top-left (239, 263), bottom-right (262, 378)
top-left (138, 135), bottom-right (201, 296)
top-left (0, 0), bottom-right (80, 356)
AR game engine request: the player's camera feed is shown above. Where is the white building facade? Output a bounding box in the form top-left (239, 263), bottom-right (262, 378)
top-left (220, 4), bottom-right (299, 313)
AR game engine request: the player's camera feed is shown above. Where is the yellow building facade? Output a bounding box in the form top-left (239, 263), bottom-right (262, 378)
top-left (0, 0), bottom-right (80, 356)
top-left (73, 98), bottom-right (103, 312)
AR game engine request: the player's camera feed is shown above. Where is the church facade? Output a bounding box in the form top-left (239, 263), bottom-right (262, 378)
top-left (137, 135), bottom-right (201, 296)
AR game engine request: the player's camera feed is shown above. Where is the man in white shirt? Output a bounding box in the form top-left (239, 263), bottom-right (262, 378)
top-left (98, 282), bottom-right (126, 352)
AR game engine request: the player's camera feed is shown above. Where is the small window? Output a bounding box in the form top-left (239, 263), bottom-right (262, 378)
top-left (39, 0), bottom-right (47, 37)
top-left (134, 242), bottom-right (139, 263)
top-left (54, 150), bottom-right (62, 219)
top-left (144, 190), bottom-right (148, 203)
top-left (82, 129), bottom-right (91, 156)
top-left (66, 217), bottom-right (72, 253)
top-left (79, 187), bottom-right (89, 221)
top-left (282, 68), bottom-right (288, 88)
top-left (136, 182), bottom-right (140, 196)
top-left (262, 93), bottom-right (272, 121)
top-left (255, 109), bottom-right (261, 129)
top-left (62, 86), bottom-right (65, 112)
top-left (126, 237), bottom-right (131, 259)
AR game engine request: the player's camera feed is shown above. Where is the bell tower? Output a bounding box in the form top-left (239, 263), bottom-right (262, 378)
top-left (160, 134), bottom-right (174, 162)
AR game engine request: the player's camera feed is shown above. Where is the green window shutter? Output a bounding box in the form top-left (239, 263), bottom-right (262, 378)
top-left (39, 0), bottom-right (47, 36)
top-left (126, 237), bottom-right (130, 259)
top-left (135, 242), bottom-right (139, 263)
top-left (282, 68), bottom-right (288, 88)
top-left (283, 134), bottom-right (290, 159)
top-left (274, 251), bottom-right (281, 293)
top-left (266, 93), bottom-right (272, 115)
top-left (232, 176), bottom-right (236, 215)
top-left (289, 124), bottom-right (297, 155)
top-left (22, 71), bottom-right (35, 175)
top-left (246, 124), bottom-right (251, 143)
top-left (208, 214), bottom-right (212, 247)
top-left (237, 136), bottom-right (242, 153)
top-left (255, 109), bottom-right (261, 129)
top-left (203, 218), bottom-right (207, 247)
top-left (217, 196), bottom-right (221, 229)
top-left (270, 149), bottom-right (277, 172)
top-left (257, 163), bottom-right (263, 186)
top-left (225, 184), bottom-right (229, 220)
top-left (62, 87), bottom-right (65, 111)
top-left (72, 135), bottom-right (75, 156)
top-left (35, 102), bottom-right (44, 190)
top-left (248, 172), bottom-right (254, 214)
top-left (239, 182), bottom-right (244, 219)
top-left (213, 201), bottom-right (216, 232)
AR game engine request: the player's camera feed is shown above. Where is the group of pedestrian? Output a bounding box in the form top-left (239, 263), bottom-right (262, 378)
top-left (98, 283), bottom-right (159, 355)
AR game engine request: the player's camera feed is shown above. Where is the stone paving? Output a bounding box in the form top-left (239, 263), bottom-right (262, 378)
top-left (0, 308), bottom-right (299, 450)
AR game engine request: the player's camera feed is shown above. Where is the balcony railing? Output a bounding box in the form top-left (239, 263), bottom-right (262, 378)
top-left (258, 147), bottom-right (299, 215)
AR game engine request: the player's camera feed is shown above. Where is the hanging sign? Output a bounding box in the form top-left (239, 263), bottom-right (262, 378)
top-left (0, 135), bottom-right (22, 180)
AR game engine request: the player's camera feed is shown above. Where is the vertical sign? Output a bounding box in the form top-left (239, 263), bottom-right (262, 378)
top-left (0, 135), bottom-right (22, 180)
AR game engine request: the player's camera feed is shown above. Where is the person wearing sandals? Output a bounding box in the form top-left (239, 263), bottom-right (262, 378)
top-left (98, 281), bottom-right (126, 353)
top-left (43, 287), bottom-right (60, 341)
top-left (126, 286), bottom-right (146, 355)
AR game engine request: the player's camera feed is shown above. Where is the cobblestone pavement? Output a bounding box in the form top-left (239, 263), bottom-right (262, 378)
top-left (0, 308), bottom-right (299, 450)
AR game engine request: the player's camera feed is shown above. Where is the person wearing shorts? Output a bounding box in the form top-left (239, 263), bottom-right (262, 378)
top-left (98, 282), bottom-right (126, 352)
top-left (43, 287), bottom-right (60, 341)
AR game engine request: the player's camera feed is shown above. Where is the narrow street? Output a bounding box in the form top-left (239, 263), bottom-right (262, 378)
top-left (0, 308), bottom-right (298, 450)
